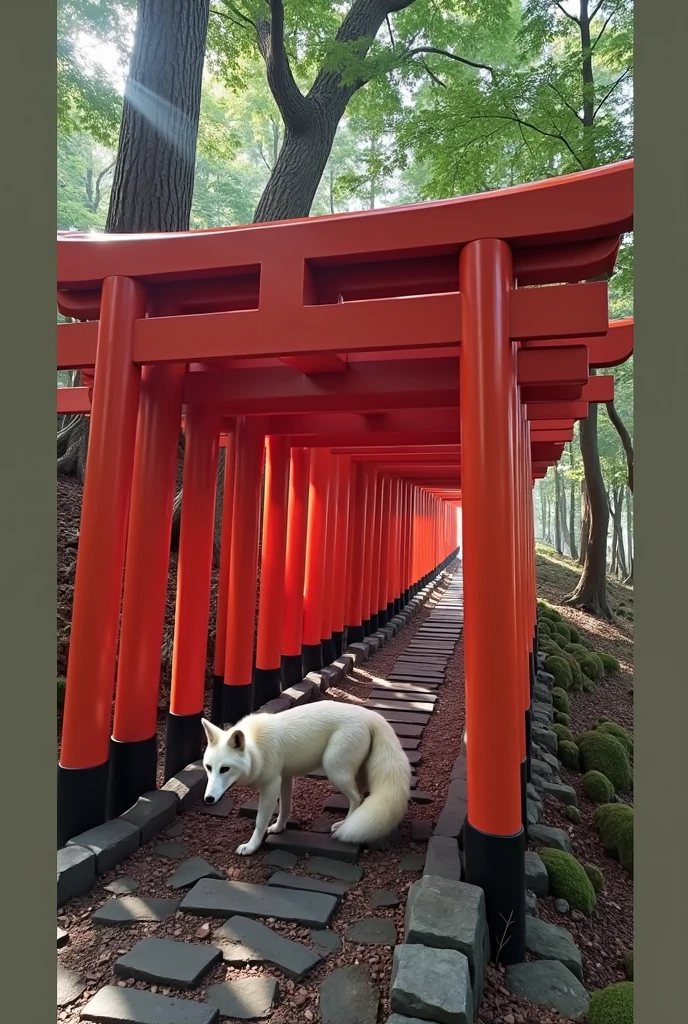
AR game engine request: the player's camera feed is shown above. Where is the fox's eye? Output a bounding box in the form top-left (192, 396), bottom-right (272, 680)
top-left (220, 766), bottom-right (230, 774)
top-left (204, 764), bottom-right (211, 772)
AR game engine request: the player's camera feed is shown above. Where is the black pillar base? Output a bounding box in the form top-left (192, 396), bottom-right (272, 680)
top-left (321, 637), bottom-right (337, 666)
top-left (525, 707), bottom-right (533, 783)
top-left (223, 683), bottom-right (254, 726)
top-left (464, 821), bottom-right (526, 964)
top-left (362, 617), bottom-right (371, 637)
top-left (281, 654), bottom-right (303, 689)
top-left (332, 631), bottom-right (344, 658)
top-left (377, 608), bottom-right (387, 628)
top-left (393, 598), bottom-right (401, 615)
top-left (404, 588), bottom-right (410, 606)
top-left (57, 761), bottom-right (109, 848)
top-left (521, 759), bottom-right (529, 844)
top-left (253, 667), bottom-right (282, 709)
top-left (386, 602), bottom-right (395, 621)
top-left (107, 735), bottom-right (157, 819)
top-left (211, 675), bottom-right (224, 726)
top-left (347, 623), bottom-right (365, 644)
top-left (164, 712), bottom-right (203, 782)
top-left (369, 613), bottom-right (378, 634)
top-left (302, 642), bottom-right (324, 674)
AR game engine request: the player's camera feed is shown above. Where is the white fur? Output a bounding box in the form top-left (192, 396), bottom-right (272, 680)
top-left (201, 701), bottom-right (412, 856)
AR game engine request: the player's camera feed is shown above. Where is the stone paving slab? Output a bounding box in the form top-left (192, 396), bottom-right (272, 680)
top-left (67, 820), bottom-right (140, 874)
top-left (104, 876), bottom-right (140, 896)
top-left (372, 889), bottom-right (400, 908)
top-left (198, 793), bottom-right (234, 817)
top-left (92, 896), bottom-right (181, 926)
top-left (390, 943), bottom-right (473, 1024)
top-left (81, 986), bottom-right (219, 1024)
top-left (215, 915), bottom-right (322, 979)
top-left (58, 845), bottom-right (96, 906)
top-left (376, 677), bottom-right (440, 691)
top-left (506, 960), bottom-right (589, 1019)
top-left (57, 963), bottom-right (86, 1007)
top-left (205, 977), bottom-right (279, 1020)
top-left (120, 790), bottom-right (179, 844)
top-left (181, 877), bottom-right (338, 926)
top-left (268, 870), bottom-right (349, 897)
top-left (263, 849), bottom-right (299, 870)
top-left (310, 928), bottom-right (342, 956)
top-left (153, 840), bottom-right (187, 861)
top-left (525, 917), bottom-right (583, 981)
top-left (423, 836), bottom-right (462, 882)
top-left (345, 917), bottom-right (398, 946)
top-left (398, 736), bottom-right (420, 750)
top-left (307, 856), bottom-right (363, 882)
top-left (393, 652), bottom-right (449, 662)
top-left (366, 708), bottom-right (431, 726)
top-left (238, 801), bottom-right (300, 830)
top-left (369, 689), bottom-right (438, 705)
top-left (319, 964), bottom-right (380, 1024)
top-left (58, 926), bottom-right (69, 948)
top-left (365, 699), bottom-right (435, 714)
top-left (263, 828), bottom-right (360, 863)
top-left (114, 937), bottom-right (222, 988)
top-left (390, 722), bottom-right (425, 738)
top-left (410, 820), bottom-right (433, 842)
top-left (167, 857), bottom-right (225, 890)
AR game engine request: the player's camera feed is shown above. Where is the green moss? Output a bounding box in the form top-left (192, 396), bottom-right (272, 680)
top-left (564, 642), bottom-right (588, 656)
top-left (554, 622), bottom-right (572, 642)
top-left (538, 848), bottom-right (596, 915)
top-left (599, 652), bottom-right (621, 674)
top-left (551, 723), bottom-right (573, 743)
top-left (583, 679), bottom-right (595, 693)
top-left (565, 805), bottom-right (581, 825)
top-left (537, 617), bottom-right (554, 635)
top-left (594, 803), bottom-right (634, 873)
top-left (595, 722), bottom-right (633, 759)
top-left (584, 863), bottom-right (605, 893)
top-left (538, 603), bottom-right (562, 622)
top-left (587, 982), bottom-right (633, 1024)
top-left (567, 624), bottom-right (581, 644)
top-left (544, 656), bottom-right (573, 690)
top-left (554, 711), bottom-right (570, 726)
top-left (57, 676), bottom-right (67, 710)
top-left (580, 654), bottom-right (603, 681)
top-left (551, 687), bottom-right (570, 715)
top-left (579, 732), bottom-right (632, 792)
top-left (582, 770), bottom-right (615, 804)
top-left (558, 740), bottom-right (580, 771)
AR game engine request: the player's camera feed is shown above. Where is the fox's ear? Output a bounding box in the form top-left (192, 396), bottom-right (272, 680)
top-left (201, 718), bottom-right (223, 746)
top-left (229, 728), bottom-right (245, 751)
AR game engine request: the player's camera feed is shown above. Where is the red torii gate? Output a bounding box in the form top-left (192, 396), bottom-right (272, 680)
top-left (56, 159), bottom-right (633, 963)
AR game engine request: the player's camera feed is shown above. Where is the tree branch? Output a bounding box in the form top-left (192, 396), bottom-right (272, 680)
top-left (592, 11), bottom-right (615, 49)
top-left (590, 0), bottom-right (606, 20)
top-left (462, 111), bottom-right (584, 168)
top-left (555, 2), bottom-right (579, 24)
top-left (416, 58), bottom-right (446, 88)
top-left (406, 46), bottom-right (494, 79)
top-left (547, 81), bottom-right (584, 122)
top-left (255, 1), bottom-right (310, 132)
top-left (605, 400), bottom-right (634, 492)
top-left (593, 66), bottom-right (632, 119)
top-left (93, 161), bottom-right (115, 213)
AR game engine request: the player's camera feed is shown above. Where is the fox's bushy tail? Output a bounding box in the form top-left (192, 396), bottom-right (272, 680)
top-left (333, 715), bottom-right (412, 844)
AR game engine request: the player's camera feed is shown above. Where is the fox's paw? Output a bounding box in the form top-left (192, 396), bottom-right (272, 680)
top-left (330, 820), bottom-right (343, 835)
top-left (267, 822), bottom-right (286, 835)
top-left (235, 841), bottom-right (259, 856)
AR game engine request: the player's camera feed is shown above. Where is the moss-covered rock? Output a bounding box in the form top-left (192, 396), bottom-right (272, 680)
top-left (551, 723), bottom-right (573, 743)
top-left (554, 711), bottom-right (570, 726)
top-left (567, 624), bottom-right (581, 644)
top-left (565, 805), bottom-right (581, 825)
top-left (558, 740), bottom-right (580, 771)
top-left (554, 622), bottom-right (572, 642)
top-left (563, 654), bottom-right (585, 690)
top-left (544, 655), bottom-right (573, 690)
top-left (564, 642), bottom-right (588, 655)
top-left (551, 687), bottom-right (570, 715)
top-left (584, 863), bottom-right (604, 893)
top-left (582, 770), bottom-right (615, 804)
top-left (578, 732), bottom-right (632, 792)
top-left (593, 803), bottom-right (634, 874)
top-left (579, 654), bottom-right (604, 681)
top-left (586, 982), bottom-right (633, 1024)
top-left (595, 722), bottom-right (633, 759)
top-left (537, 617), bottom-right (554, 635)
top-left (538, 848), bottom-right (596, 915)
top-left (599, 652), bottom-right (621, 674)
top-left (582, 679), bottom-right (595, 693)
top-left (538, 602), bottom-right (562, 622)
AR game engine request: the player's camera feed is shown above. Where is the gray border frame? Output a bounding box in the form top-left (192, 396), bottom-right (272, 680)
top-left (635, 0), bottom-right (686, 1020)
top-left (0, 2), bottom-right (57, 1021)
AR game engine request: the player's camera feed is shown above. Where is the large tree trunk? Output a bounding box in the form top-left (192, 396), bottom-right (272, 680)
top-left (559, 472), bottom-right (571, 555)
top-left (564, 394), bottom-right (612, 618)
top-left (612, 486), bottom-right (627, 578)
top-left (605, 400), bottom-right (634, 492)
top-left (624, 486), bottom-right (634, 583)
top-left (579, 479), bottom-right (590, 565)
top-left (569, 478), bottom-right (578, 561)
top-left (553, 469), bottom-right (563, 554)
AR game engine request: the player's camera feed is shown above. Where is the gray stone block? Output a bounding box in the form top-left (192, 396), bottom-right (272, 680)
top-left (423, 836), bottom-right (462, 882)
top-left (541, 781), bottom-right (578, 807)
top-left (345, 917), bottom-right (397, 946)
top-left (67, 819), bottom-right (140, 874)
top-left (153, 840), bottom-right (187, 860)
top-left (320, 964), bottom-right (380, 1024)
top-left (263, 849), bottom-right (298, 870)
top-left (199, 794), bottom-right (233, 818)
top-left (525, 851), bottom-right (549, 896)
top-left (268, 870), bottom-right (349, 897)
top-left (347, 643), bottom-right (369, 665)
top-left (81, 986), bottom-right (219, 1023)
top-left (57, 844), bottom-right (96, 906)
top-left (92, 896), bottom-right (181, 926)
top-left (526, 890), bottom-right (539, 917)
top-left (57, 963), bottom-right (86, 1007)
top-left (120, 789), bottom-right (179, 844)
top-left (366, 698), bottom-right (435, 714)
top-left (525, 917), bottom-right (584, 981)
top-left (161, 761), bottom-right (206, 812)
top-left (206, 977), bottom-right (279, 1020)
top-left (400, 853), bottom-right (425, 872)
top-left (104, 876), bottom-right (139, 895)
top-left (366, 635), bottom-right (382, 654)
top-left (433, 778), bottom-right (468, 839)
top-left (527, 799), bottom-right (540, 825)
top-left (333, 654), bottom-right (355, 674)
top-left (320, 665), bottom-right (343, 690)
top-left (308, 856), bottom-right (363, 883)
top-left (167, 857), bottom-right (225, 890)
top-left (216, 915), bottom-right (321, 979)
top-left (533, 726), bottom-right (558, 755)
top-left (410, 820), bottom-right (433, 842)
top-left (57, 926), bottom-right (69, 948)
top-left (507, 960), bottom-right (589, 1019)
top-left (371, 889), bottom-right (399, 908)
top-left (537, 670), bottom-right (556, 686)
top-left (405, 874), bottom-right (488, 1003)
top-left (391, 943), bottom-right (473, 1024)
top-left (259, 696), bottom-right (292, 714)
top-left (264, 828), bottom-right (360, 863)
top-left (114, 937), bottom-right (222, 988)
top-left (529, 823), bottom-right (573, 854)
top-left (310, 928), bottom-right (341, 956)
top-left (180, 878), bottom-right (338, 926)
top-left (282, 678), bottom-right (318, 705)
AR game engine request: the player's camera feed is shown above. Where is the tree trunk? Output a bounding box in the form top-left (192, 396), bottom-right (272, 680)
top-left (569, 478), bottom-right (578, 561)
top-left (624, 486), bottom-right (634, 583)
top-left (559, 473), bottom-right (571, 555)
top-left (605, 400), bottom-right (634, 492)
top-left (612, 486), bottom-right (627, 578)
top-left (564, 395), bottom-right (612, 618)
top-left (579, 479), bottom-right (590, 565)
top-left (608, 492), bottom-right (617, 576)
top-left (539, 482), bottom-right (547, 541)
top-left (553, 469), bottom-right (562, 554)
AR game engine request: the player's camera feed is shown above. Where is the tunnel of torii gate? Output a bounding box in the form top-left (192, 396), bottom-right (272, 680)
top-left (56, 158), bottom-right (633, 963)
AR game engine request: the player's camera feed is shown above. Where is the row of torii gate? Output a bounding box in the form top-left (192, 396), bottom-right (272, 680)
top-left (56, 159), bottom-right (633, 962)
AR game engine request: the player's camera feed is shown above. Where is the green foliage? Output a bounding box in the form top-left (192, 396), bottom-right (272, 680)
top-left (595, 722), bottom-right (633, 759)
top-left (579, 732), bottom-right (632, 792)
top-left (554, 711), bottom-right (570, 726)
top-left (599, 653), bottom-right (622, 674)
top-left (567, 625), bottom-right (581, 644)
top-left (538, 602), bottom-right (562, 622)
top-left (537, 617), bottom-right (554, 635)
top-left (587, 982), bottom-right (633, 1024)
top-left (551, 687), bottom-right (569, 715)
top-left (584, 863), bottom-right (605, 894)
top-left (564, 643), bottom-right (588, 656)
top-left (551, 723), bottom-right (573, 743)
top-left (544, 656), bottom-right (572, 690)
top-left (565, 805), bottom-right (581, 825)
top-left (564, 655), bottom-right (585, 690)
top-left (558, 740), bottom-right (580, 771)
top-left (579, 654), bottom-right (604, 681)
top-left (593, 803), bottom-right (634, 873)
top-left (539, 848), bottom-right (596, 916)
top-left (553, 622), bottom-right (571, 642)
top-left (582, 770), bottom-right (615, 804)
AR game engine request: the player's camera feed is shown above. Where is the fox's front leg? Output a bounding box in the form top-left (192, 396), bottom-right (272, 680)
top-left (236, 778), bottom-right (281, 856)
top-left (267, 777), bottom-right (293, 835)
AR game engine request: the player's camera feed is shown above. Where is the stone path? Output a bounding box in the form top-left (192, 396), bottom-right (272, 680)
top-left (59, 562), bottom-right (530, 1024)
